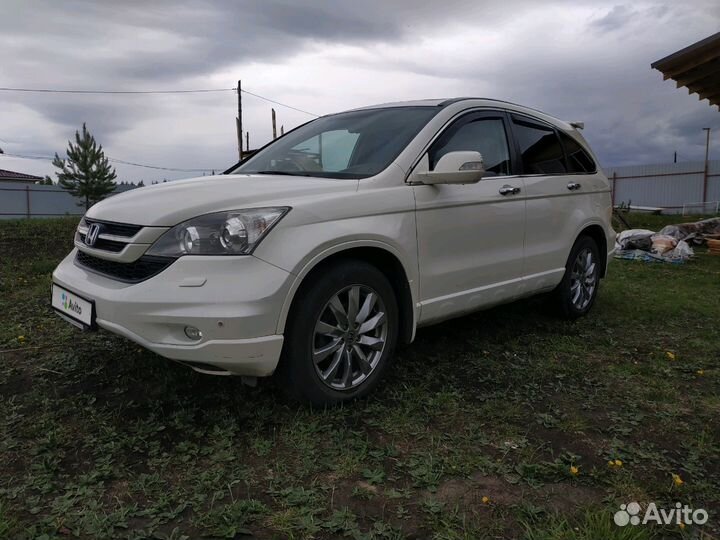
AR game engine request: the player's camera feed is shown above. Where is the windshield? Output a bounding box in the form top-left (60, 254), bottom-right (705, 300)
top-left (231, 106), bottom-right (439, 179)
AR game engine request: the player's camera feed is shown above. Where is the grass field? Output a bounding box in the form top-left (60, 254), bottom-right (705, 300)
top-left (1, 215), bottom-right (718, 539)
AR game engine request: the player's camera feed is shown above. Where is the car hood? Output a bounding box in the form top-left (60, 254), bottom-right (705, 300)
top-left (85, 174), bottom-right (359, 226)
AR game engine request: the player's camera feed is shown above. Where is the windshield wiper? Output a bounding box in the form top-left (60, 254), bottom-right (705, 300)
top-left (253, 170), bottom-right (314, 177)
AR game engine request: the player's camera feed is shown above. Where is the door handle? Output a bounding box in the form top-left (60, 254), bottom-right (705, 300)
top-left (567, 182), bottom-right (581, 191)
top-left (499, 185), bottom-right (521, 196)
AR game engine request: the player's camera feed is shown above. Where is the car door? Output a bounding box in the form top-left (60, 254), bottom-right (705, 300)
top-left (508, 114), bottom-right (596, 293)
top-left (411, 111), bottom-right (526, 324)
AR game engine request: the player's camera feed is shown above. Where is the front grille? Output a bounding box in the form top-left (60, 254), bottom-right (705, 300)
top-left (78, 233), bottom-right (126, 253)
top-left (84, 218), bottom-right (142, 238)
top-left (75, 251), bottom-right (174, 283)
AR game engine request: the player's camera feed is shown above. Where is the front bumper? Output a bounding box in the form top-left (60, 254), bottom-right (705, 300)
top-left (52, 249), bottom-right (292, 376)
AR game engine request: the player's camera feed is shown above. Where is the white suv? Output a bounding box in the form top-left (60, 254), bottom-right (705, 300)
top-left (52, 98), bottom-right (615, 404)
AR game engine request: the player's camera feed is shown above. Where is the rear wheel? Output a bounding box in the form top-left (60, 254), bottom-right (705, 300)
top-left (277, 260), bottom-right (398, 405)
top-left (553, 236), bottom-right (601, 319)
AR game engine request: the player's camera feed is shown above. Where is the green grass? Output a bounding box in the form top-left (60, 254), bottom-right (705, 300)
top-left (522, 509), bottom-right (656, 540)
top-left (615, 211), bottom-right (718, 232)
top-left (1, 215), bottom-right (719, 539)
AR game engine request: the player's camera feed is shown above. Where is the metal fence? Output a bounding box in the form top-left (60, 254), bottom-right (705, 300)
top-left (606, 159), bottom-right (720, 214)
top-left (0, 182), bottom-right (137, 219)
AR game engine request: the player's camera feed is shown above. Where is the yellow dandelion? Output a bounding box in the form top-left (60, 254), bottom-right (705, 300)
top-left (17, 335), bottom-right (25, 342)
top-left (481, 496), bottom-right (490, 504)
top-left (697, 369), bottom-right (704, 376)
top-left (570, 465), bottom-right (579, 475)
top-left (614, 459), bottom-right (623, 467)
top-left (672, 473), bottom-right (684, 486)
top-left (666, 351), bottom-right (676, 360)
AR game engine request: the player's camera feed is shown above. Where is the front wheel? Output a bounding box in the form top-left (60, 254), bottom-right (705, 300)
top-left (277, 260), bottom-right (398, 405)
top-left (553, 236), bottom-right (601, 319)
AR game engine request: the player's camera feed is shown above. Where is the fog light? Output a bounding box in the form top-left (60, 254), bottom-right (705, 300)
top-left (184, 326), bottom-right (202, 341)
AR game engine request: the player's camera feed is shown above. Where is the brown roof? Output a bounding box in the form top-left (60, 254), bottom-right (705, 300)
top-left (0, 168), bottom-right (44, 183)
top-left (651, 32), bottom-right (720, 111)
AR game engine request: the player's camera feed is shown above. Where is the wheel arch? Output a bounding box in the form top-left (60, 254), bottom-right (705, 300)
top-left (577, 223), bottom-right (608, 277)
top-left (276, 241), bottom-right (417, 346)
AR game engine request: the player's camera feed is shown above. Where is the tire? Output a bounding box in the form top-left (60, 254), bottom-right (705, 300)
top-left (277, 259), bottom-right (399, 405)
top-left (552, 236), bottom-right (601, 319)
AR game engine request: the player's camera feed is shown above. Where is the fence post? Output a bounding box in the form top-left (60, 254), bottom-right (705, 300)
top-left (25, 185), bottom-right (31, 219)
top-left (611, 171), bottom-right (617, 207)
top-left (702, 127), bottom-right (710, 204)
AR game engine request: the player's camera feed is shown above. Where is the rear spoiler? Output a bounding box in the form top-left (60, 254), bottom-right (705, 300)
top-left (569, 121), bottom-right (585, 130)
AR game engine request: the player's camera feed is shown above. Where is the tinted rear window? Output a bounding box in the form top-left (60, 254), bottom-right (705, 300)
top-left (512, 117), bottom-right (567, 175)
top-left (559, 131), bottom-right (596, 173)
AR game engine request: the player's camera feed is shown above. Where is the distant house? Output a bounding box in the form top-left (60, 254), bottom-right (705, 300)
top-left (0, 168), bottom-right (43, 184)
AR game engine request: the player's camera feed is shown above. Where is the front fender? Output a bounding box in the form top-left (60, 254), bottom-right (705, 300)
top-left (270, 238), bottom-right (419, 336)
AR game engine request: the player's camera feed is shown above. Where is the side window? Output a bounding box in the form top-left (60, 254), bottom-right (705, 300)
top-left (512, 117), bottom-right (567, 175)
top-left (558, 131), bottom-right (596, 174)
top-left (429, 117), bottom-right (511, 177)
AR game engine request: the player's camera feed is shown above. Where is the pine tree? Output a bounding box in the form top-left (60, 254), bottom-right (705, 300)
top-left (53, 123), bottom-right (117, 210)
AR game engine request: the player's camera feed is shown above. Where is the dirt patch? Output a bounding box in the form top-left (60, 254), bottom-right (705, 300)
top-left (432, 473), bottom-right (602, 512)
top-left (325, 478), bottom-right (430, 539)
top-left (526, 425), bottom-right (609, 468)
top-left (0, 351), bottom-right (36, 395)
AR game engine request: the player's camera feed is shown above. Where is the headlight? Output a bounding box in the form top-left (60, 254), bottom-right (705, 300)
top-left (146, 207), bottom-right (289, 257)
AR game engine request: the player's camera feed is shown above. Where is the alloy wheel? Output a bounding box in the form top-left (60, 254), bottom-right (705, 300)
top-left (312, 285), bottom-right (388, 390)
top-left (569, 247), bottom-right (597, 310)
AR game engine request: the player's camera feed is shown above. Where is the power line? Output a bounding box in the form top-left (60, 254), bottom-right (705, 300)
top-left (0, 151), bottom-right (219, 173)
top-left (0, 84), bottom-right (320, 172)
top-left (0, 85), bottom-right (320, 116)
top-left (0, 86), bottom-right (234, 95)
top-left (0, 152), bottom-right (49, 161)
top-left (239, 88), bottom-right (319, 116)
top-left (107, 156), bottom-right (217, 172)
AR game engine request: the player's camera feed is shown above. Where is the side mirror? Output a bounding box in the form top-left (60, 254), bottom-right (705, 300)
top-left (415, 151), bottom-right (485, 185)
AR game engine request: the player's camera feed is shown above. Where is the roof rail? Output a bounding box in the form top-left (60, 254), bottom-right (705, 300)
top-left (437, 98), bottom-right (565, 123)
top-left (438, 97), bottom-right (478, 107)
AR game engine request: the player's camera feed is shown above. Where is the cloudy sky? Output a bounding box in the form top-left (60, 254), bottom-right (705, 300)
top-left (1, 0), bottom-right (719, 183)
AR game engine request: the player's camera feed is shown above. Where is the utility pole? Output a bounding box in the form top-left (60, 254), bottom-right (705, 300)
top-left (245, 132), bottom-right (249, 153)
top-left (271, 108), bottom-right (277, 139)
top-left (673, 151), bottom-right (677, 163)
top-left (236, 80), bottom-right (243, 161)
top-left (702, 127), bottom-right (711, 203)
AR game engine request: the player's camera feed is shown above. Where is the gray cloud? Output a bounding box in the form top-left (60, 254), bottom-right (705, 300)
top-left (0, 0), bottom-right (719, 182)
top-left (0, 0), bottom-right (481, 149)
top-left (355, 2), bottom-right (720, 166)
top-left (591, 5), bottom-right (635, 31)
top-left (1, 0), bottom-right (477, 84)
